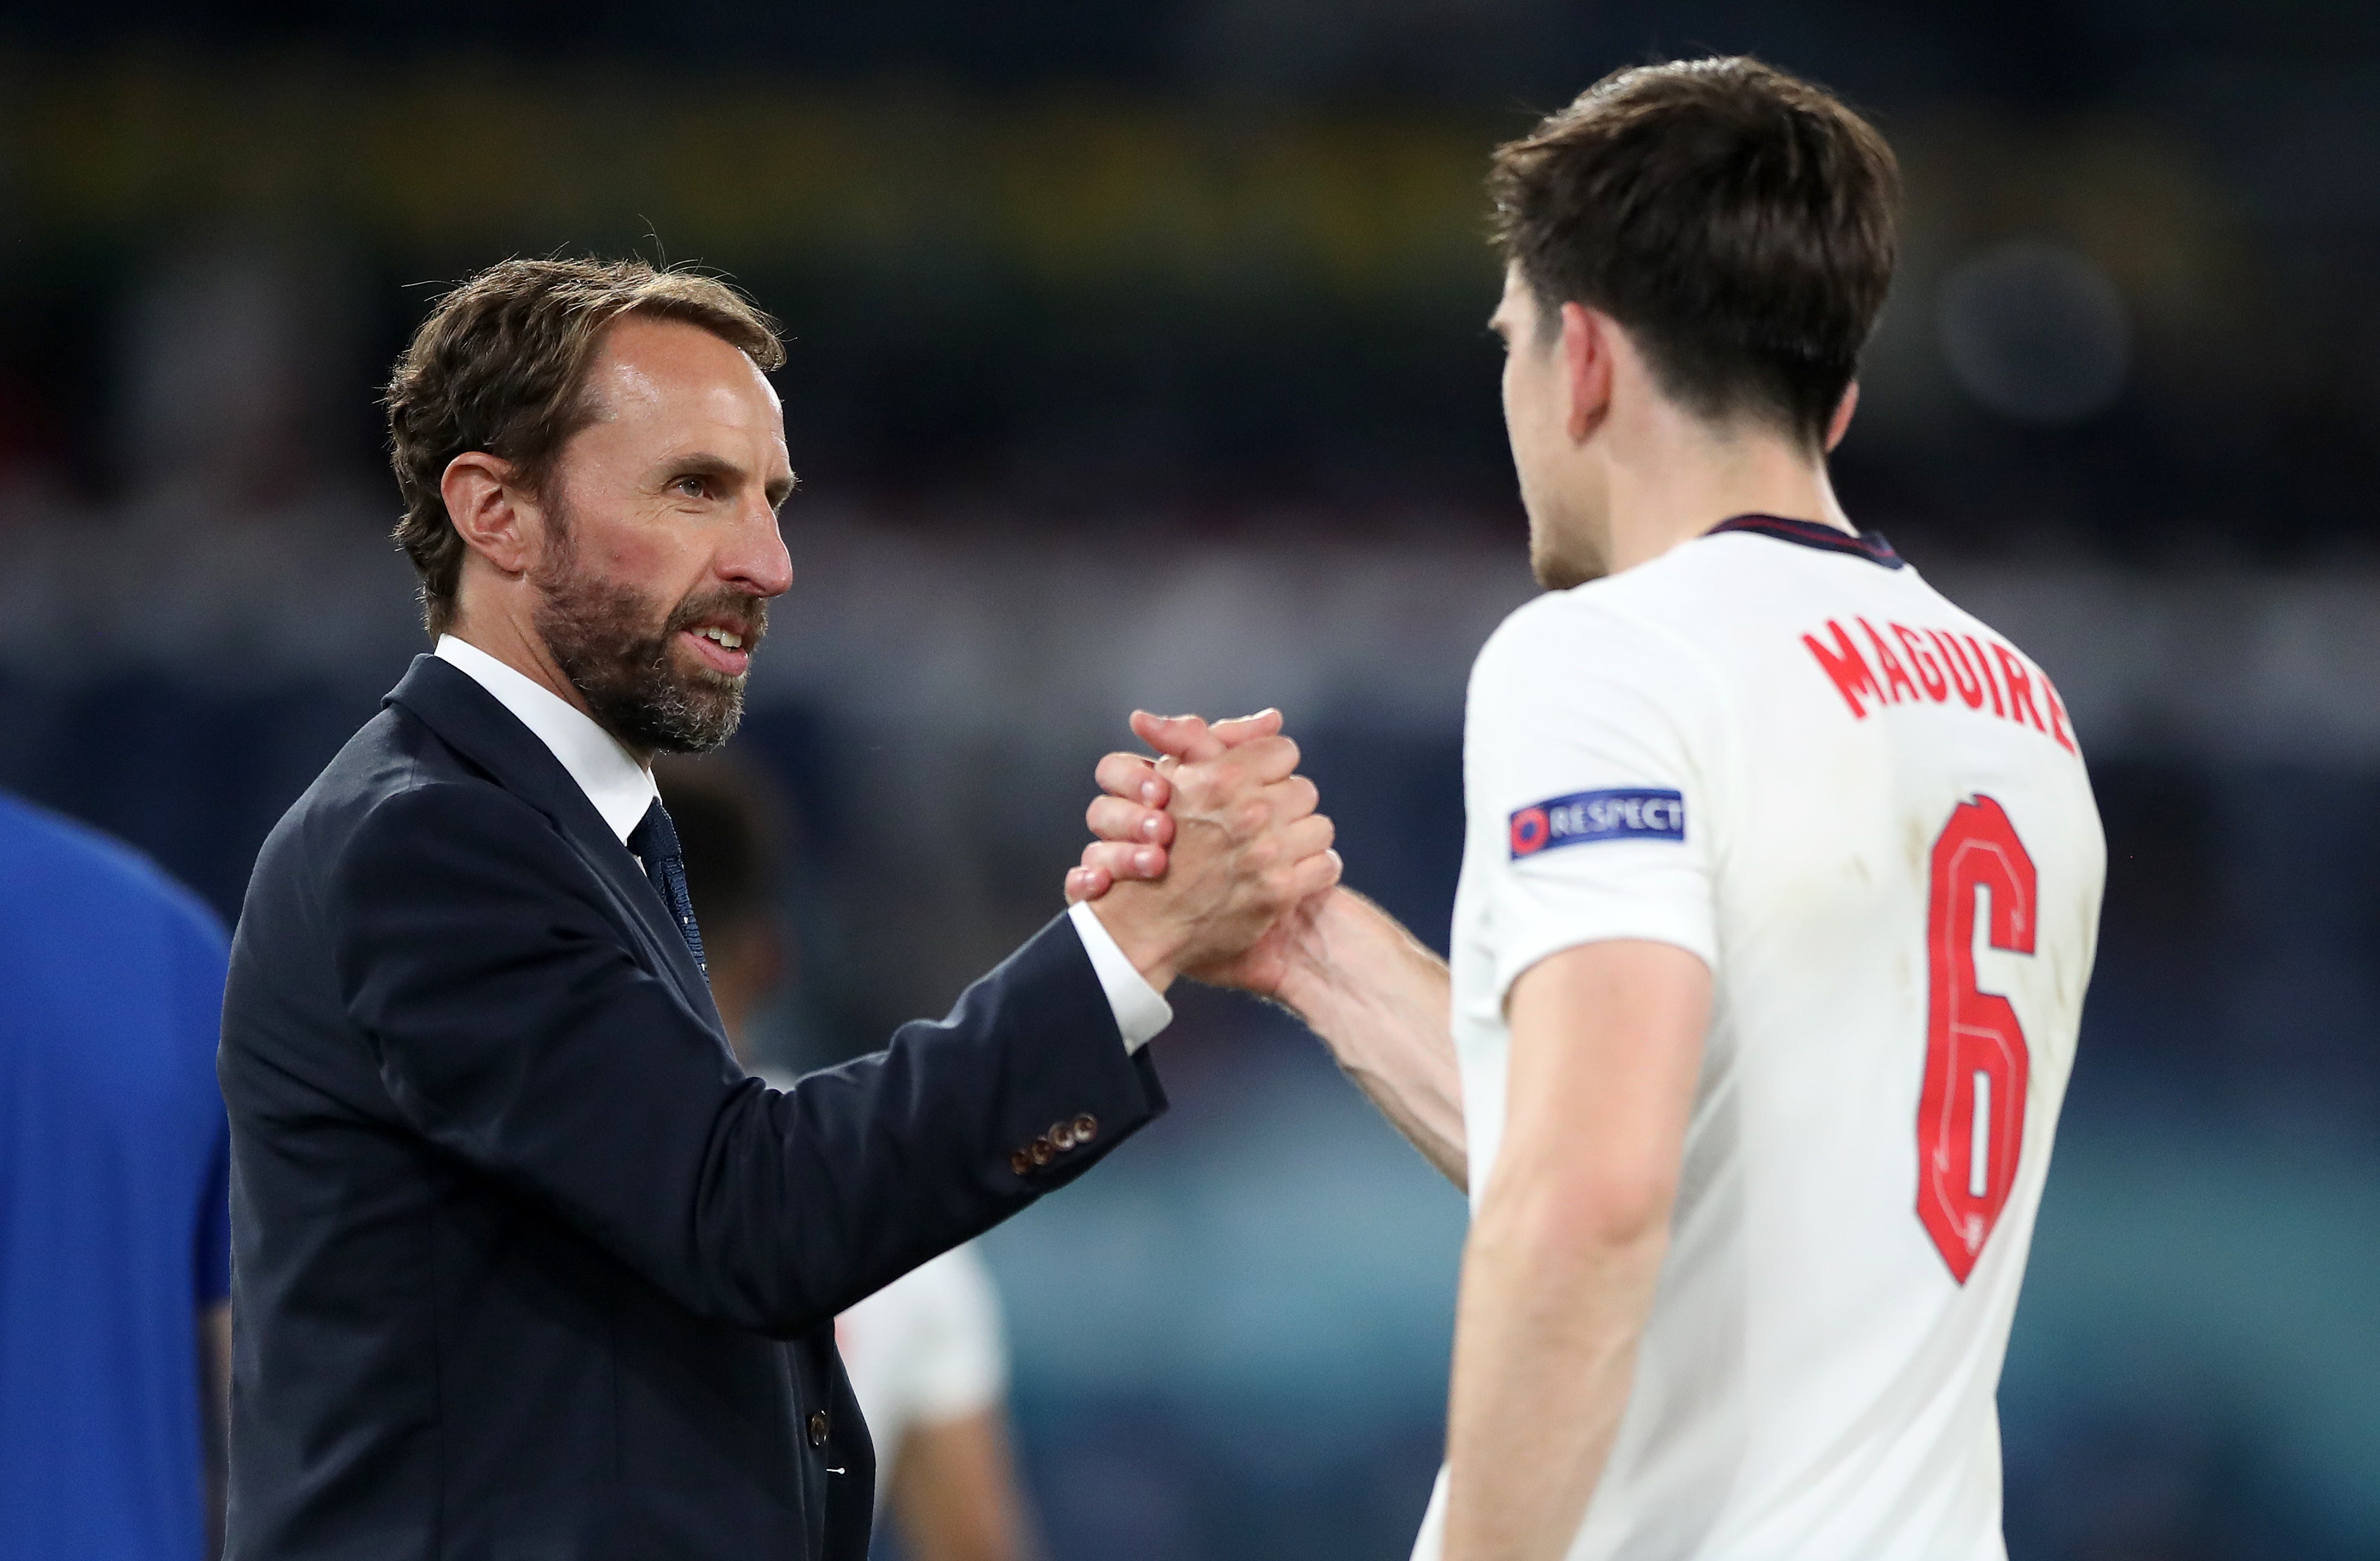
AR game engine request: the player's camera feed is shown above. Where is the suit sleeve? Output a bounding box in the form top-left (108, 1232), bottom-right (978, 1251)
top-left (330, 780), bottom-right (1165, 1339)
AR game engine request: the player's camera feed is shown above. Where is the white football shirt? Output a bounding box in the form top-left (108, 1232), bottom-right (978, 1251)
top-left (1412, 517), bottom-right (2105, 1561)
top-left (836, 1243), bottom-right (1010, 1506)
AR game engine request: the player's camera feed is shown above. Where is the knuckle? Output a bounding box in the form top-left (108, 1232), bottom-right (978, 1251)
top-left (1237, 799), bottom-right (1271, 834)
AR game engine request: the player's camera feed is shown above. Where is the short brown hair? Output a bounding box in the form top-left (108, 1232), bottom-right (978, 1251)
top-left (385, 258), bottom-right (785, 636)
top-left (654, 752), bottom-right (789, 936)
top-left (1488, 57), bottom-right (1899, 448)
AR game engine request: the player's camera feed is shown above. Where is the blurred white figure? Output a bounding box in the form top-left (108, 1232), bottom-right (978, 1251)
top-left (657, 755), bottom-right (1036, 1561)
top-left (836, 1247), bottom-right (1030, 1560)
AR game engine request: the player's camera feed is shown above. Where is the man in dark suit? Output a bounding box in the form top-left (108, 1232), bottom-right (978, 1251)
top-left (218, 258), bottom-right (1339, 1561)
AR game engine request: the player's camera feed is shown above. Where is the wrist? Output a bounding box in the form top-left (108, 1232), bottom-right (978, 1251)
top-left (1269, 887), bottom-right (1362, 1017)
top-left (1082, 887), bottom-right (1188, 996)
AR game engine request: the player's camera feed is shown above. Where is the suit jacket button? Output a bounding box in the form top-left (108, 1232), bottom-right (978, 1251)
top-left (1028, 1136), bottom-right (1055, 1166)
top-left (1072, 1113), bottom-right (1098, 1144)
top-left (808, 1409), bottom-right (831, 1447)
top-left (1049, 1119), bottom-right (1078, 1151)
top-left (1010, 1149), bottom-right (1033, 1176)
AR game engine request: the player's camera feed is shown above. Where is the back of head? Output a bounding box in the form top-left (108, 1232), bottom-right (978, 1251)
top-left (1489, 57), bottom-right (1900, 449)
top-left (654, 751), bottom-right (795, 1060)
top-left (652, 752), bottom-right (788, 941)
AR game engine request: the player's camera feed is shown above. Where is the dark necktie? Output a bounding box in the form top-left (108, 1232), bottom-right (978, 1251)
top-left (629, 798), bottom-right (707, 976)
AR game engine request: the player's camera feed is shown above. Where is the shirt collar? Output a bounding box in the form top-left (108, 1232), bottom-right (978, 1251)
top-left (1703, 513), bottom-right (1905, 569)
top-left (434, 634), bottom-right (657, 845)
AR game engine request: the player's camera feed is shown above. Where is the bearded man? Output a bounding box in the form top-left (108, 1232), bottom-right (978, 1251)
top-left (216, 259), bottom-right (1338, 1561)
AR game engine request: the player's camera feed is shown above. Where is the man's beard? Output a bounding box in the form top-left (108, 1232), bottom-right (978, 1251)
top-left (529, 522), bottom-right (765, 756)
top-left (1530, 533), bottom-right (1594, 591)
top-left (1528, 514), bottom-right (1603, 591)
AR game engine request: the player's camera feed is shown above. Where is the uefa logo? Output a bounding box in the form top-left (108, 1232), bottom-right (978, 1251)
top-left (1510, 805), bottom-right (1551, 857)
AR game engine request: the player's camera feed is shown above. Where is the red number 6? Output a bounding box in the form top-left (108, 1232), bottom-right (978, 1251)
top-left (1918, 796), bottom-right (2036, 1283)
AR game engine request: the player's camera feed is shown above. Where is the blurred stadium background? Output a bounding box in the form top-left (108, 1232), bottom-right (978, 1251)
top-left (4, 4), bottom-right (2378, 1559)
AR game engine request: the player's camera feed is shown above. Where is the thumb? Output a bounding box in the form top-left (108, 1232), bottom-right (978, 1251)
top-left (1206, 708), bottom-right (1284, 749)
top-left (1130, 710), bottom-right (1227, 764)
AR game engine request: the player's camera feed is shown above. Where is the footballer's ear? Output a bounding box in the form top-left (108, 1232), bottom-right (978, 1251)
top-left (1825, 382), bottom-right (1861, 454)
top-left (440, 452), bottom-right (536, 578)
top-left (1561, 301), bottom-right (1615, 444)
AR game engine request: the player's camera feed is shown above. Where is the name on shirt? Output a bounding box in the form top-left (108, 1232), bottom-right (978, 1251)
top-left (1510, 788), bottom-right (1686, 860)
top-left (1800, 617), bottom-right (2077, 757)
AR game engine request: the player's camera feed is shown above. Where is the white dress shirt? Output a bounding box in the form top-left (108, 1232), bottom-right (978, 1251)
top-left (433, 634), bottom-right (1171, 1051)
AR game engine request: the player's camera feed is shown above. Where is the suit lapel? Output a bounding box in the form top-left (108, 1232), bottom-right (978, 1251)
top-left (383, 656), bottom-right (721, 1020)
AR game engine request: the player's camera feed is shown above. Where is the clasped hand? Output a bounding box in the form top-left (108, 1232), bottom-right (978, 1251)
top-left (1065, 709), bottom-right (1340, 997)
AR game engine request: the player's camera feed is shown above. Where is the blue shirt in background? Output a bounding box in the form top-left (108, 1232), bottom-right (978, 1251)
top-left (0, 791), bottom-right (231, 1561)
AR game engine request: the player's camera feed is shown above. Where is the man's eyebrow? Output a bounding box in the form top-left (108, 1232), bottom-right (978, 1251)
top-left (667, 451), bottom-right (747, 484)
top-left (664, 450), bottom-right (794, 509)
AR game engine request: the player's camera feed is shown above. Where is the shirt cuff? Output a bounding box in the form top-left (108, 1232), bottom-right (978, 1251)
top-left (1066, 900), bottom-right (1174, 1053)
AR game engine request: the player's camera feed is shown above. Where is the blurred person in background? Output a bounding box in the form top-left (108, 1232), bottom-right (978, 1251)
top-left (0, 790), bottom-right (233, 1561)
top-left (660, 754), bottom-right (1036, 1561)
top-left (1076, 57), bottom-right (2105, 1561)
top-left (218, 256), bottom-right (1337, 1561)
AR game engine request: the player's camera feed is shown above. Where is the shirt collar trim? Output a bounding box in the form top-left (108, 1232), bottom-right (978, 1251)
top-left (1704, 513), bottom-right (1905, 570)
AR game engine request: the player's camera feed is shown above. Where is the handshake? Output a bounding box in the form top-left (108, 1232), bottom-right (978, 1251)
top-left (1066, 707), bottom-right (1466, 1186)
top-left (1063, 707), bottom-right (1342, 1002)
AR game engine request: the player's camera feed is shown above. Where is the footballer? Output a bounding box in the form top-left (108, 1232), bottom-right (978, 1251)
top-left (1076, 56), bottom-right (2105, 1561)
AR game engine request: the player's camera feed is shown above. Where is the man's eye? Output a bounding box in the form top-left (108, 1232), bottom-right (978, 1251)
top-left (675, 476), bottom-right (709, 500)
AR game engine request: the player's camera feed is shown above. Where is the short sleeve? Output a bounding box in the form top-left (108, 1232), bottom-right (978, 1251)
top-left (1464, 594), bottom-right (1724, 1003)
top-left (901, 1246), bottom-right (1010, 1427)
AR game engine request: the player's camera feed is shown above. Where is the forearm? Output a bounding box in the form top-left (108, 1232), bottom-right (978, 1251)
top-left (1442, 1189), bottom-right (1668, 1561)
top-left (892, 1411), bottom-right (1031, 1561)
top-left (1272, 890), bottom-right (1466, 1187)
top-left (199, 1301), bottom-right (230, 1557)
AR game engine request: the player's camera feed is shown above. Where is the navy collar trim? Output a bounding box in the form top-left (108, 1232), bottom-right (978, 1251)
top-left (1705, 513), bottom-right (1904, 569)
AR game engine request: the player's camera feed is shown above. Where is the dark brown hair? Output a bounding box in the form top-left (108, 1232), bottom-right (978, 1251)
top-left (1488, 57), bottom-right (1900, 448)
top-left (385, 258), bottom-right (785, 636)
top-left (654, 752), bottom-right (788, 936)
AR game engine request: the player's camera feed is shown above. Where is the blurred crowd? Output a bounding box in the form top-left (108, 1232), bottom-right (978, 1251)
top-left (2, 3), bottom-right (2378, 1559)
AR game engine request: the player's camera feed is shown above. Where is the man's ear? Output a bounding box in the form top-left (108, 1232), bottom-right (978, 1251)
top-left (440, 452), bottom-right (538, 578)
top-left (1824, 382), bottom-right (1860, 454)
top-left (1560, 302), bottom-right (1613, 444)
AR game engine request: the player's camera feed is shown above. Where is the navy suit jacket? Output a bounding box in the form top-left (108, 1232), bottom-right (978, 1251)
top-left (219, 655), bottom-right (1166, 1560)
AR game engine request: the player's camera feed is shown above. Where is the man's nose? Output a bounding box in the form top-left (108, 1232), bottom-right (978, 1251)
top-left (721, 496), bottom-right (795, 598)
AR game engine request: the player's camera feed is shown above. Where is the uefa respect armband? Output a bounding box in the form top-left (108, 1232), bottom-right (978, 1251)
top-left (1509, 788), bottom-right (1685, 860)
